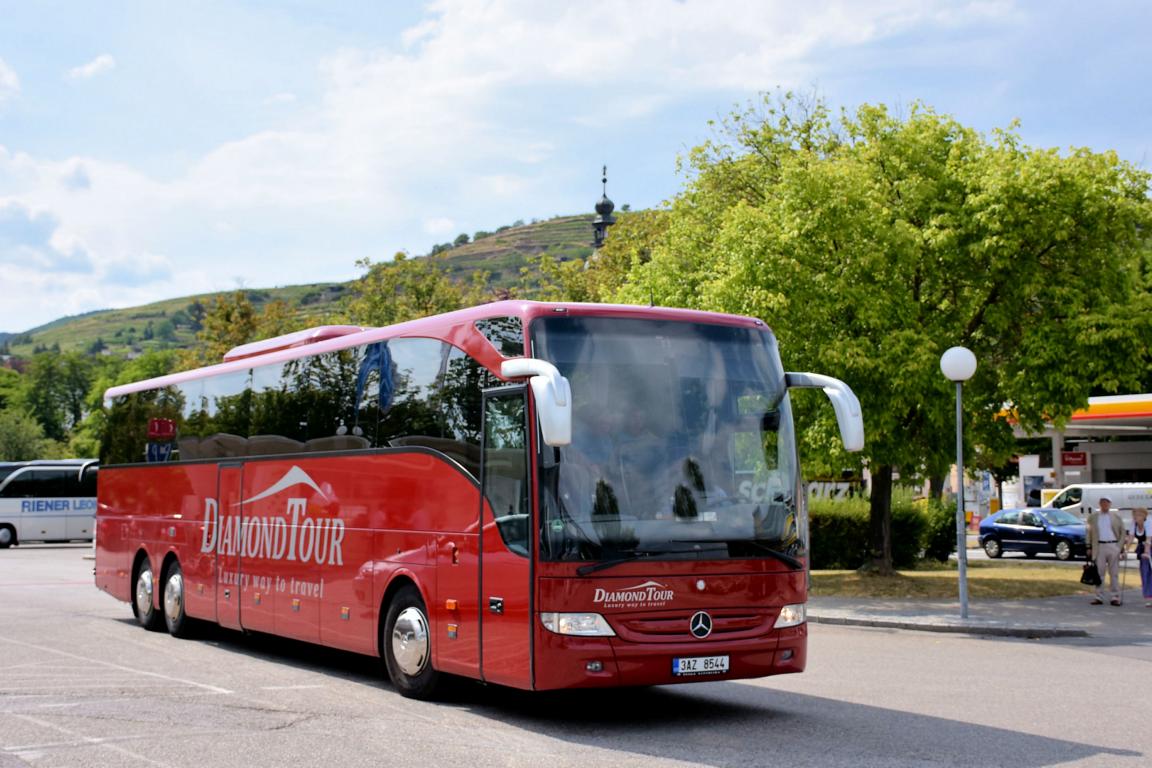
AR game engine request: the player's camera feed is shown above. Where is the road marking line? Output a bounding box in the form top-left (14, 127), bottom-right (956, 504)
top-left (0, 636), bottom-right (232, 695)
top-left (10, 713), bottom-right (175, 768)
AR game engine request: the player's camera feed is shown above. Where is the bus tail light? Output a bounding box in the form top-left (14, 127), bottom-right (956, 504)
top-left (540, 612), bottom-right (616, 637)
top-left (774, 604), bottom-right (806, 629)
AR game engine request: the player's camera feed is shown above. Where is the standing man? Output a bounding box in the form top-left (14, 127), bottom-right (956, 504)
top-left (1087, 497), bottom-right (1127, 606)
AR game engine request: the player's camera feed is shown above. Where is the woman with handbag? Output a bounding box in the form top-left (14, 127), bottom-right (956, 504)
top-left (1129, 507), bottom-right (1152, 607)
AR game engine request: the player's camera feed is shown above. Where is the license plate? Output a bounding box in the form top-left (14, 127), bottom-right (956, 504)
top-left (672, 655), bottom-right (730, 676)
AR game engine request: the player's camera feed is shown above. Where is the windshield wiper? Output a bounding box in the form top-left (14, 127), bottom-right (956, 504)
top-left (575, 548), bottom-right (694, 576)
top-left (576, 551), bottom-right (652, 576)
top-left (670, 538), bottom-right (804, 571)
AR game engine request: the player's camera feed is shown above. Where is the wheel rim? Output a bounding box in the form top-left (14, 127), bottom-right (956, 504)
top-left (135, 564), bottom-right (154, 618)
top-left (1056, 541), bottom-right (1070, 560)
top-left (164, 571), bottom-right (184, 622)
top-left (985, 540), bottom-right (1000, 557)
top-left (391, 606), bottom-right (430, 677)
top-left (0, 528), bottom-right (11, 546)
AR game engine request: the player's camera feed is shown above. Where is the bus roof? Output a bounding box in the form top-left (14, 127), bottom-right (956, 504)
top-left (104, 300), bottom-right (768, 399)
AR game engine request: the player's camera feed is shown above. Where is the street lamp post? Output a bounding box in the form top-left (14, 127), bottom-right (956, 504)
top-left (940, 346), bottom-right (977, 620)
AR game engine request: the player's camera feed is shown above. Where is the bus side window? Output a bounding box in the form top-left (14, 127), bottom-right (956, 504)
top-left (379, 338), bottom-right (450, 447)
top-left (0, 469), bottom-right (74, 498)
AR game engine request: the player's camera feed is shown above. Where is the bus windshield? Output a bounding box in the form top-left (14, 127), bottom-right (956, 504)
top-left (532, 316), bottom-right (802, 565)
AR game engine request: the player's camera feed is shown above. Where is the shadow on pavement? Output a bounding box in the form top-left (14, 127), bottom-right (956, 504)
top-left (447, 680), bottom-right (1136, 768)
top-left (185, 622), bottom-right (1137, 768)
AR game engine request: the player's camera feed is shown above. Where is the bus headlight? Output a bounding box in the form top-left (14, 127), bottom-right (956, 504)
top-left (540, 612), bottom-right (616, 636)
top-left (774, 603), bottom-right (806, 629)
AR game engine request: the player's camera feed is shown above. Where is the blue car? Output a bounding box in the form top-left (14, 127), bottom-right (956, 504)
top-left (979, 507), bottom-right (1087, 561)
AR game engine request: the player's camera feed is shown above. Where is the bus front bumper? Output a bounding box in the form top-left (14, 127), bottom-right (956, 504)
top-left (533, 623), bottom-right (806, 690)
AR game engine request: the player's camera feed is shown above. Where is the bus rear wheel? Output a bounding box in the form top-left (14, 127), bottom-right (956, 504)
top-left (132, 558), bottom-right (164, 631)
top-left (162, 561), bottom-right (193, 638)
top-left (0, 525), bottom-right (15, 548)
top-left (383, 585), bottom-right (440, 700)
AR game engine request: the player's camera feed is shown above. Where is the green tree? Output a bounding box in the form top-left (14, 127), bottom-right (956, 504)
top-left (615, 92), bottom-right (1152, 573)
top-left (71, 351), bottom-right (177, 458)
top-left (23, 351), bottom-right (95, 442)
top-left (0, 367), bottom-right (24, 411)
top-left (343, 252), bottom-right (487, 327)
top-left (155, 320), bottom-right (177, 342)
top-left (0, 409), bottom-right (49, 460)
top-left (179, 291), bottom-right (259, 369)
top-left (179, 292), bottom-right (307, 370)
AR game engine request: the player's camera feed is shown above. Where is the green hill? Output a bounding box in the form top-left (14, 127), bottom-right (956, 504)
top-left (3, 215), bottom-right (595, 358)
top-left (439, 215), bottom-right (594, 285)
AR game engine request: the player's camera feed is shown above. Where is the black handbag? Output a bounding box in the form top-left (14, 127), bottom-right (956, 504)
top-left (1080, 560), bottom-right (1102, 586)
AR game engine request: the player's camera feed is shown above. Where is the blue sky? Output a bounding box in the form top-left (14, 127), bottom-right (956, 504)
top-left (0, 0), bottom-right (1149, 333)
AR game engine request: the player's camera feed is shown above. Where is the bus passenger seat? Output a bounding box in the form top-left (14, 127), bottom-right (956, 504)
top-left (246, 435), bottom-right (306, 456)
top-left (201, 433), bottom-right (248, 458)
top-left (177, 437), bottom-right (201, 460)
top-left (306, 435), bottom-right (370, 452)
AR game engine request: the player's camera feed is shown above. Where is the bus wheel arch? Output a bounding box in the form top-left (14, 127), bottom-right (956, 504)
top-left (131, 550), bottom-right (164, 631)
top-left (0, 524), bottom-right (16, 548)
top-left (160, 554), bottom-right (192, 638)
top-left (380, 577), bottom-right (440, 700)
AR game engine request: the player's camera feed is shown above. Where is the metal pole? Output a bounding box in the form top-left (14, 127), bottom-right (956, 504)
top-left (955, 381), bottom-right (969, 619)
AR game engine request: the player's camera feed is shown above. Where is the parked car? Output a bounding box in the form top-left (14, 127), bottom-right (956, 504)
top-left (979, 507), bottom-right (1087, 561)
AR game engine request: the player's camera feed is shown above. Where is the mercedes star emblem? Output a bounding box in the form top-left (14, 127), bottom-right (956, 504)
top-left (689, 611), bottom-right (713, 639)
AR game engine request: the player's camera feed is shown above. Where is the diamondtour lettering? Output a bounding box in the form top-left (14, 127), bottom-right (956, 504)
top-left (592, 580), bottom-right (675, 608)
top-left (199, 497), bottom-right (346, 566)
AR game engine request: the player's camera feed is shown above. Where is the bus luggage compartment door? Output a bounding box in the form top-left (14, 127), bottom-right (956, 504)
top-left (215, 464), bottom-right (243, 631)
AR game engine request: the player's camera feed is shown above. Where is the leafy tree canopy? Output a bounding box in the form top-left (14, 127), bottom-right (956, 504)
top-left (343, 252), bottom-right (488, 327)
top-left (602, 92), bottom-right (1152, 571)
top-left (0, 409), bottom-right (52, 461)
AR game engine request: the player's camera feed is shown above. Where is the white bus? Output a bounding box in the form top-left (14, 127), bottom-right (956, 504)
top-left (0, 460), bottom-right (98, 548)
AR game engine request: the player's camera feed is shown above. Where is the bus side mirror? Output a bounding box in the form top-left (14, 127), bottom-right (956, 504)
top-left (501, 358), bottom-right (572, 446)
top-left (785, 372), bottom-right (865, 452)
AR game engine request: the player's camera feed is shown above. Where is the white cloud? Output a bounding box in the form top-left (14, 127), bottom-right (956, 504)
top-left (0, 0), bottom-right (1015, 331)
top-left (423, 217), bottom-right (456, 235)
top-left (100, 251), bottom-right (175, 287)
top-left (0, 200), bottom-right (92, 273)
top-left (68, 54), bottom-right (116, 81)
top-left (0, 58), bottom-right (19, 106)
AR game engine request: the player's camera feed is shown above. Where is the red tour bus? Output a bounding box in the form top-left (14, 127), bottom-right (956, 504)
top-left (95, 301), bottom-right (862, 698)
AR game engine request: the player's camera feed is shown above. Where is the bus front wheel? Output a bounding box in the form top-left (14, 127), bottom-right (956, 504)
top-left (132, 557), bottom-right (164, 631)
top-left (383, 585), bottom-right (440, 700)
top-left (0, 525), bottom-right (15, 548)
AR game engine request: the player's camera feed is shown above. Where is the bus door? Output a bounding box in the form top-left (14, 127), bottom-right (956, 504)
top-left (215, 463), bottom-right (243, 631)
top-left (479, 387), bottom-right (534, 688)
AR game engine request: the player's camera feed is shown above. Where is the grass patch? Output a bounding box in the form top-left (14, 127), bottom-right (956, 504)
top-left (810, 560), bottom-right (1098, 600)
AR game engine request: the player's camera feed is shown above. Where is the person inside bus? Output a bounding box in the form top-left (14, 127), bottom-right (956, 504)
top-left (615, 407), bottom-right (668, 518)
top-left (557, 405), bottom-right (621, 522)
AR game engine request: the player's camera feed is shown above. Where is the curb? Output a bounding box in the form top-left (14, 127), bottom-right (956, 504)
top-left (808, 612), bottom-right (1090, 639)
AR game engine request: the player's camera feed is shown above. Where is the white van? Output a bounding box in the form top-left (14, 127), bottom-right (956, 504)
top-left (0, 460), bottom-right (98, 548)
top-left (1047, 483), bottom-right (1152, 519)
